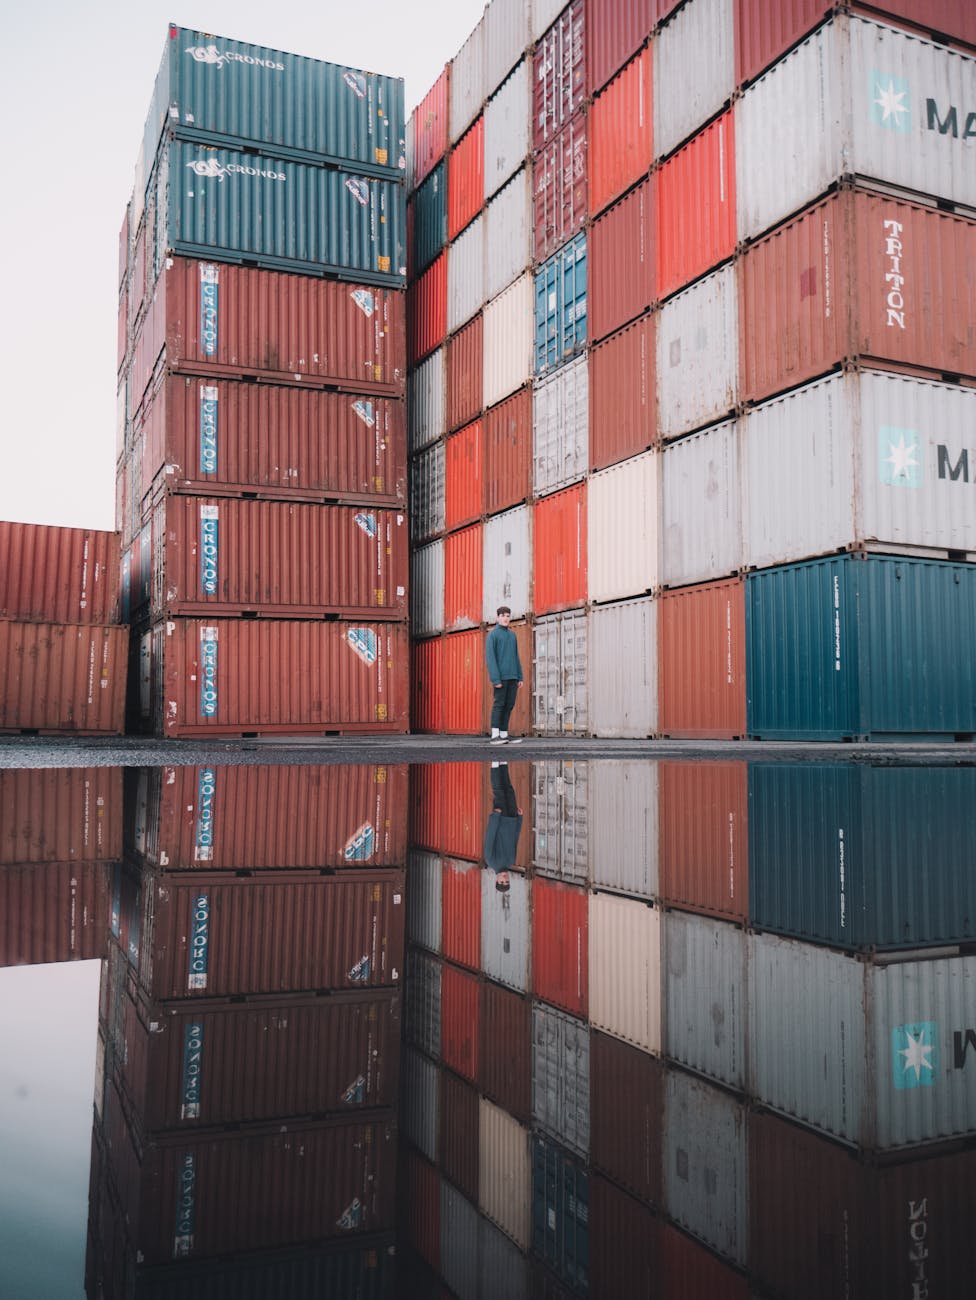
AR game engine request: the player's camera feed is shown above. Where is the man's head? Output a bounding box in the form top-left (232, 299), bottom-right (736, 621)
top-left (496, 606), bottom-right (512, 627)
top-left (495, 870), bottom-right (511, 893)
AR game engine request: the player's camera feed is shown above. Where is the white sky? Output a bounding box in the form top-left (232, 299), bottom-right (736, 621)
top-left (0, 0), bottom-right (485, 532)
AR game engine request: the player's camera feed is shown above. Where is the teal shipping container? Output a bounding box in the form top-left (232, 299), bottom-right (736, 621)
top-left (749, 765), bottom-right (976, 951)
top-left (412, 162), bottom-right (447, 278)
top-left (535, 233), bottom-right (587, 375)
top-left (747, 555), bottom-right (976, 740)
top-left (532, 1134), bottom-right (589, 1293)
top-left (148, 139), bottom-right (404, 285)
top-left (141, 25), bottom-right (405, 180)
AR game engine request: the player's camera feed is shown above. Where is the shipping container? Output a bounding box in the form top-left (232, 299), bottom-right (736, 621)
top-left (480, 1097), bottom-right (532, 1249)
top-left (664, 910), bottom-right (746, 1091)
top-left (452, 16), bottom-right (487, 144)
top-left (586, 0), bottom-right (653, 96)
top-left (661, 1221), bottom-right (749, 1300)
top-left (0, 622), bottom-right (126, 735)
top-left (533, 0), bottom-right (587, 149)
top-left (588, 313), bottom-right (656, 472)
top-left (533, 484), bottom-right (587, 614)
top-left (589, 892), bottom-right (661, 1052)
top-left (0, 523), bottom-right (120, 626)
top-left (481, 621), bottom-right (534, 739)
top-left (412, 636), bottom-right (443, 734)
top-left (485, 59), bottom-right (532, 199)
top-left (143, 618), bottom-right (409, 736)
top-left (402, 1044), bottom-right (440, 1162)
top-left (486, 0), bottom-right (532, 100)
top-left (589, 1173), bottom-right (659, 1299)
top-left (409, 253), bottom-right (448, 367)
top-left (448, 216), bottom-right (486, 335)
top-left (410, 763), bottom-right (485, 861)
top-left (0, 862), bottom-right (109, 967)
top-left (483, 506), bottom-right (532, 620)
top-left (654, 0), bottom-right (734, 160)
top-left (658, 760), bottom-right (748, 920)
top-left (485, 761), bottom-right (534, 872)
top-left (400, 1145), bottom-right (441, 1271)
top-left (533, 610), bottom-right (588, 735)
top-left (480, 981), bottom-right (532, 1121)
top-left (658, 578), bottom-right (747, 739)
top-left (405, 947), bottom-right (442, 1059)
top-left (486, 167), bottom-right (534, 302)
top-left (587, 176), bottom-right (654, 344)
top-left (533, 760), bottom-right (588, 884)
top-left (413, 66), bottom-right (451, 188)
top-left (445, 421), bottom-right (484, 532)
top-left (413, 161), bottom-right (448, 278)
top-left (655, 110), bottom-right (736, 301)
top-left (480, 1214), bottom-right (530, 1300)
top-left (0, 768), bottom-right (121, 865)
top-left (587, 451), bottom-right (658, 602)
top-left (531, 1135), bottom-right (589, 1292)
top-left (411, 540), bottom-right (446, 637)
top-left (441, 857), bottom-right (482, 971)
top-left (532, 1003), bottom-right (590, 1156)
top-left (440, 1072), bottom-right (481, 1205)
top-left (485, 387), bottom-right (533, 514)
top-left (481, 865), bottom-right (530, 992)
top-left (410, 441), bottom-right (446, 543)
top-left (442, 628), bottom-right (486, 733)
top-left (533, 878), bottom-right (588, 1017)
top-left (484, 275), bottom-right (536, 408)
top-left (660, 419), bottom-right (740, 587)
top-left (439, 1183), bottom-right (479, 1298)
top-left (407, 850), bottom-right (443, 956)
top-left (449, 117), bottom-right (485, 241)
top-left (533, 113), bottom-right (588, 264)
top-left (409, 348), bottom-right (447, 453)
top-left (446, 317), bottom-right (484, 438)
top-left (533, 354), bottom-right (589, 495)
top-left (657, 264), bottom-right (738, 443)
top-left (589, 45), bottom-right (653, 217)
top-left (590, 1028), bottom-right (663, 1207)
top-left (589, 595), bottom-right (658, 739)
top-left (588, 760), bottom-right (657, 897)
top-left (535, 234), bottom-right (588, 374)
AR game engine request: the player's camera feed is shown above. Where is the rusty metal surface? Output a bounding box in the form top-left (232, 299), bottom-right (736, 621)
top-left (0, 523), bottom-right (120, 626)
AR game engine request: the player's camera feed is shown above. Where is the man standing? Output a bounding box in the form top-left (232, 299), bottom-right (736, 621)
top-left (485, 605), bottom-right (523, 745)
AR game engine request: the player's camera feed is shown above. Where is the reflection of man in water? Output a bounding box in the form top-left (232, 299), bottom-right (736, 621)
top-left (484, 762), bottom-right (522, 893)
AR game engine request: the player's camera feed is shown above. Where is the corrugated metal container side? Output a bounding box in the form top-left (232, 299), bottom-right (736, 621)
top-left (658, 760), bottom-right (748, 920)
top-left (747, 555), bottom-right (976, 739)
top-left (480, 981), bottom-right (532, 1121)
top-left (0, 623), bottom-right (126, 735)
top-left (531, 1135), bottom-right (590, 1292)
top-left (589, 45), bottom-right (653, 217)
top-left (660, 419), bottom-right (740, 588)
top-left (532, 878), bottom-right (589, 1017)
top-left (447, 215), bottom-right (486, 334)
top-left (413, 66), bottom-right (451, 188)
top-left (440, 1183), bottom-right (480, 1299)
top-left (533, 610), bottom-right (589, 735)
top-left (486, 168), bottom-right (533, 303)
top-left (661, 1222), bottom-right (750, 1300)
top-left (409, 253), bottom-right (448, 368)
top-left (588, 892), bottom-right (661, 1052)
top-left (0, 523), bottom-right (120, 625)
top-left (412, 635), bottom-right (444, 733)
top-left (587, 450), bottom-right (658, 602)
top-left (410, 762), bottom-right (485, 861)
top-left (486, 0), bottom-right (532, 99)
top-left (589, 596), bottom-right (658, 738)
top-left (440, 960), bottom-right (480, 1082)
top-left (655, 110), bottom-right (736, 302)
top-left (485, 59), bottom-right (532, 200)
top-left (480, 1096), bottom-right (532, 1249)
top-left (411, 540), bottom-right (445, 637)
top-left (588, 760), bottom-right (657, 896)
top-left (408, 348), bottom-right (446, 455)
top-left (589, 313), bottom-right (656, 472)
top-left (533, 354), bottom-right (589, 495)
top-left (742, 190), bottom-right (976, 406)
top-left (0, 862), bottom-right (109, 966)
top-left (481, 867), bottom-right (530, 992)
top-left (741, 370), bottom-right (976, 569)
top-left (483, 506), bottom-right (532, 620)
top-left (445, 419), bottom-right (484, 529)
top-left (533, 484), bottom-right (587, 614)
top-left (533, 0), bottom-right (571, 42)
top-left (664, 1071), bottom-right (747, 1265)
top-left (657, 264), bottom-right (738, 443)
top-left (480, 1215), bottom-right (530, 1300)
top-left (402, 1044), bottom-right (440, 1162)
top-left (149, 618), bottom-right (409, 736)
top-left (484, 274), bottom-right (536, 408)
top-left (448, 116), bottom-right (485, 240)
top-left (665, 910), bottom-right (746, 1090)
top-left (400, 1145), bottom-right (442, 1272)
top-left (451, 16), bottom-right (487, 144)
top-left (442, 628), bottom-right (487, 732)
top-left (412, 162), bottom-right (448, 279)
top-left (534, 234), bottom-right (588, 374)
top-left (485, 387), bottom-right (533, 514)
top-left (658, 578), bottom-right (747, 739)
top-left (405, 947), bottom-right (442, 1059)
top-left (532, 1003), bottom-right (591, 1156)
top-left (589, 1173), bottom-right (659, 1299)
top-left (533, 113), bottom-right (588, 264)
top-left (590, 1028), bottom-right (663, 1207)
top-left (410, 441), bottom-right (446, 543)
top-left (533, 759), bottom-right (589, 884)
top-left (439, 1073), bottom-right (481, 1206)
top-left (485, 760), bottom-right (534, 872)
top-left (588, 176), bottom-right (654, 344)
top-left (407, 850), bottom-right (443, 954)
top-left (533, 0), bottom-right (586, 149)
top-left (586, 0), bottom-right (653, 96)
top-left (0, 768), bottom-right (121, 864)
top-left (441, 857), bottom-right (482, 971)
top-left (482, 620), bottom-right (534, 739)
top-left (654, 0), bottom-right (734, 160)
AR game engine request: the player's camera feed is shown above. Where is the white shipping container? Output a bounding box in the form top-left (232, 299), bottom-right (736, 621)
top-left (588, 760), bottom-right (658, 898)
top-left (737, 15), bottom-right (976, 243)
top-left (661, 419), bottom-right (740, 587)
top-left (588, 597), bottom-right (658, 739)
top-left (411, 541), bottom-right (445, 638)
top-left (401, 1045), bottom-right (440, 1162)
top-left (532, 354), bottom-right (589, 496)
top-left (533, 610), bottom-right (588, 735)
top-left (531, 0), bottom-right (567, 43)
top-left (533, 760), bottom-right (588, 883)
top-left (451, 16), bottom-right (487, 144)
top-left (485, 168), bottom-right (533, 304)
top-left (479, 1096), bottom-right (532, 1249)
top-left (485, 0), bottom-right (531, 101)
top-left (408, 349), bottom-right (447, 453)
top-left (407, 849), bottom-right (443, 953)
top-left (588, 892), bottom-right (661, 1054)
top-left (448, 215), bottom-right (486, 335)
top-left (654, 0), bottom-right (735, 160)
top-left (481, 865), bottom-right (530, 992)
top-left (665, 911), bottom-right (746, 1092)
top-left (741, 370), bottom-right (976, 571)
top-left (484, 274), bottom-right (535, 408)
top-left (657, 264), bottom-right (738, 442)
top-left (409, 442), bottom-right (445, 543)
top-left (441, 1184), bottom-right (480, 1300)
top-left (588, 451), bottom-right (659, 602)
top-left (483, 504), bottom-right (531, 621)
top-left (485, 59), bottom-right (532, 199)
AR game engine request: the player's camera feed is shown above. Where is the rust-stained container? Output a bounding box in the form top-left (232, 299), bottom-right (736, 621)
top-left (480, 620), bottom-right (533, 739)
top-left (533, 484), bottom-right (587, 615)
top-left (588, 176), bottom-right (654, 343)
top-left (479, 981), bottom-right (532, 1122)
top-left (446, 314), bottom-right (483, 434)
top-left (485, 388), bottom-right (533, 514)
top-left (0, 862), bottom-right (109, 967)
top-left (586, 0), bottom-right (654, 96)
top-left (590, 1173), bottom-right (660, 1299)
top-left (412, 636), bottom-right (444, 734)
top-left (445, 420), bottom-right (484, 530)
top-left (441, 857), bottom-right (482, 971)
top-left (413, 66), bottom-right (451, 188)
top-left (136, 376), bottom-right (406, 506)
top-left (130, 764), bottom-right (406, 870)
top-left (409, 253), bottom-right (448, 367)
top-left (661, 1221), bottom-right (750, 1300)
top-left (589, 314), bottom-right (656, 471)
top-left (655, 110), bottom-right (735, 302)
top-left (400, 1145), bottom-right (441, 1272)
top-left (658, 761), bottom-right (748, 920)
top-left (410, 763), bottom-right (485, 861)
top-left (0, 768), bottom-right (121, 864)
top-left (440, 961), bottom-right (480, 1083)
top-left (590, 1028), bottom-right (663, 1207)
top-left (439, 1067), bottom-right (480, 1204)
top-left (0, 523), bottom-right (120, 626)
top-left (141, 870), bottom-right (404, 1000)
top-left (0, 622), bottom-right (126, 735)
top-left (533, 112), bottom-right (588, 264)
top-left (442, 628), bottom-right (486, 733)
top-left (533, 0), bottom-right (586, 150)
top-left (588, 45), bottom-right (653, 218)
top-left (145, 618), bottom-right (409, 736)
top-left (739, 188), bottom-right (976, 405)
top-left (148, 497), bottom-right (408, 620)
top-left (658, 579), bottom-right (747, 739)
top-left (448, 116), bottom-right (485, 239)
top-left (532, 878), bottom-right (588, 1017)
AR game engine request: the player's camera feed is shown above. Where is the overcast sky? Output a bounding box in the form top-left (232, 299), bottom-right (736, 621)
top-left (0, 0), bottom-right (485, 532)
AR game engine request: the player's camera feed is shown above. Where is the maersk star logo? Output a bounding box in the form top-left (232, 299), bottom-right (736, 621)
top-left (870, 72), bottom-right (911, 133)
top-left (892, 1021), bottom-right (938, 1090)
top-left (879, 426), bottom-right (921, 487)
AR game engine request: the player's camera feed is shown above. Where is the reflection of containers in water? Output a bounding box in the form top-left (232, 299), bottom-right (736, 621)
top-left (535, 233), bottom-right (588, 374)
top-left (589, 595), bottom-right (657, 739)
top-left (410, 441), bottom-right (446, 542)
top-left (409, 347), bottom-right (446, 453)
top-left (411, 540), bottom-right (445, 638)
top-left (657, 264), bottom-right (738, 444)
top-left (665, 910), bottom-right (746, 1091)
top-left (533, 353), bottom-right (589, 496)
top-left (448, 115), bottom-right (484, 240)
top-left (484, 387), bottom-right (533, 514)
top-left (441, 962), bottom-right (480, 1082)
top-left (406, 850), bottom-right (442, 954)
top-left (660, 418), bottom-right (739, 588)
top-left (533, 112), bottom-right (587, 264)
top-left (533, 759), bottom-right (588, 883)
top-left (485, 58), bottom-right (532, 200)
top-left (441, 856), bottom-right (482, 971)
top-left (0, 863), bottom-right (110, 966)
top-left (410, 762), bottom-right (484, 860)
top-left (446, 315), bottom-right (483, 435)
top-left (654, 0), bottom-right (734, 160)
top-left (587, 176), bottom-right (654, 345)
top-left (533, 483), bottom-right (587, 614)
top-left (533, 877), bottom-right (588, 1018)
top-left (482, 506), bottom-right (531, 620)
top-left (590, 1028), bottom-right (663, 1208)
top-left (532, 1002), bottom-right (590, 1157)
top-left (400, 1144), bottom-right (441, 1272)
top-left (445, 418), bottom-right (483, 528)
top-left (442, 628), bottom-right (486, 733)
top-left (484, 273), bottom-right (535, 408)
top-left (532, 0), bottom-right (586, 150)
top-left (531, 1134), bottom-right (590, 1292)
top-left (481, 867), bottom-right (530, 992)
top-left (658, 760), bottom-right (748, 920)
top-left (480, 1214), bottom-right (530, 1299)
top-left (589, 1172), bottom-right (660, 1300)
top-left (480, 981), bottom-right (532, 1122)
top-left (589, 313), bottom-right (656, 472)
top-left (533, 609), bottom-right (588, 735)
top-left (401, 1044), bottom-right (439, 1162)
top-left (662, 1218), bottom-right (750, 1299)
top-left (588, 760), bottom-right (658, 898)
top-left (480, 1096), bottom-right (532, 1249)
top-left (485, 167), bottom-right (533, 304)
top-left (441, 1183), bottom-right (479, 1300)
top-left (404, 947), bottom-right (442, 1059)
top-left (589, 892), bottom-right (661, 1053)
top-left (588, 44), bottom-right (653, 218)
top-left (0, 522), bottom-right (120, 626)
top-left (659, 577), bottom-right (747, 739)
top-left (655, 110), bottom-right (736, 302)
top-left (439, 1072), bottom-right (480, 1206)
top-left (444, 527), bottom-right (484, 632)
top-left (0, 768), bottom-right (122, 864)
top-left (588, 450), bottom-right (658, 603)
top-left (0, 622), bottom-right (127, 735)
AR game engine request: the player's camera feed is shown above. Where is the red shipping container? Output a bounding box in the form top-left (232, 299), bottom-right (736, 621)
top-left (658, 578), bottom-right (747, 739)
top-left (658, 761), bottom-right (748, 920)
top-left (588, 45), bottom-right (653, 218)
top-left (400, 1146), bottom-right (441, 1271)
top-left (739, 188), bottom-right (976, 405)
top-left (533, 112), bottom-right (588, 264)
top-left (589, 1174), bottom-right (660, 1298)
top-left (129, 223), bottom-right (147, 340)
top-left (413, 66), bottom-right (451, 189)
top-left (147, 618), bottom-right (410, 737)
top-left (484, 387), bottom-right (532, 514)
top-left (661, 1222), bottom-right (750, 1300)
top-left (448, 116), bottom-right (485, 239)
top-left (446, 315), bottom-right (483, 434)
top-left (440, 962), bottom-right (480, 1082)
top-left (118, 204), bottom-right (129, 291)
top-left (590, 1028), bottom-right (663, 1206)
top-left (0, 622), bottom-right (126, 735)
top-left (412, 636), bottom-right (445, 733)
top-left (0, 768), bottom-right (121, 864)
top-left (410, 764), bottom-right (485, 861)
top-left (481, 623), bottom-right (533, 745)
top-left (532, 878), bottom-right (588, 1017)
top-left (137, 376), bottom-right (406, 506)
top-left (438, 1068), bottom-right (480, 1204)
top-left (588, 176), bottom-right (655, 343)
top-left (408, 253), bottom-right (448, 367)
top-left (442, 628), bottom-right (486, 732)
top-left (445, 420), bottom-right (484, 530)
top-left (589, 313), bottom-right (656, 471)
top-left (117, 288), bottom-right (128, 375)
top-left (0, 862), bottom-right (109, 967)
top-left (0, 522), bottom-right (120, 626)
top-left (533, 484), bottom-right (587, 615)
top-left (133, 764), bottom-right (406, 870)
top-left (441, 857), bottom-right (482, 970)
top-left (586, 0), bottom-right (654, 96)
top-left (478, 982), bottom-right (531, 1122)
top-left (533, 0), bottom-right (587, 150)
top-left (655, 110), bottom-right (736, 301)
top-left (444, 524), bottom-right (483, 631)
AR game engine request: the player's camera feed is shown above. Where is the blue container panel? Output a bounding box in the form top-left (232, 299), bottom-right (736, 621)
top-left (413, 162), bottom-right (448, 277)
top-left (532, 1135), bottom-right (589, 1293)
top-left (535, 233), bottom-right (587, 375)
